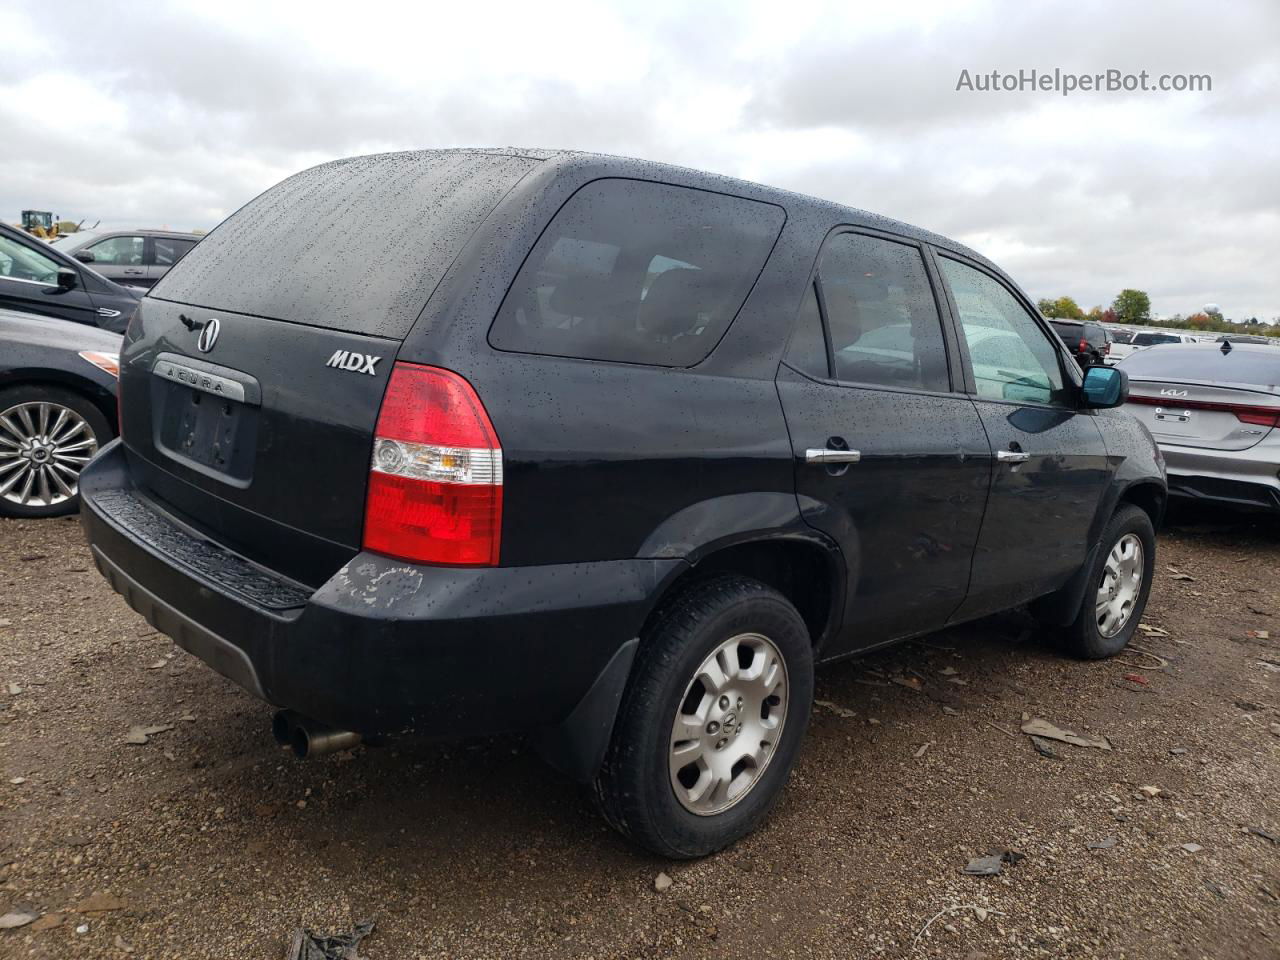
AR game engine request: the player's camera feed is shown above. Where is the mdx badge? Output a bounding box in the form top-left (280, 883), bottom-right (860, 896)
top-left (326, 350), bottom-right (381, 376)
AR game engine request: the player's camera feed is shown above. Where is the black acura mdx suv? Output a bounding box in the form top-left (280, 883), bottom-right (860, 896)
top-left (80, 150), bottom-right (1165, 858)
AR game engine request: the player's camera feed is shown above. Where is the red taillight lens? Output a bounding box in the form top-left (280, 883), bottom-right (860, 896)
top-left (1078, 337), bottom-right (1089, 354)
top-left (362, 363), bottom-right (502, 566)
top-left (1126, 394), bottom-right (1280, 428)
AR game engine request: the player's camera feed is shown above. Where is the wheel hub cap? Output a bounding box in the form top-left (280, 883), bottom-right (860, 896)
top-left (0, 401), bottom-right (98, 508)
top-left (1095, 533), bottom-right (1144, 638)
top-left (669, 632), bottom-right (789, 816)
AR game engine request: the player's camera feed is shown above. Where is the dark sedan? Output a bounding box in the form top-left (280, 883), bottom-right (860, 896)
top-left (0, 307), bottom-right (121, 517)
top-left (0, 223), bottom-right (139, 333)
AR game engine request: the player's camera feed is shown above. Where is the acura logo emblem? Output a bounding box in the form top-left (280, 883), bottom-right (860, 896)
top-left (197, 317), bottom-right (221, 353)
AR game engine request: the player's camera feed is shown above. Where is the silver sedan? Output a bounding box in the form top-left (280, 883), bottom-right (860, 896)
top-left (1117, 342), bottom-right (1280, 513)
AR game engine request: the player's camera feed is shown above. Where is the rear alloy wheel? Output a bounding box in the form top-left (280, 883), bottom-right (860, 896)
top-left (1057, 504), bottom-right (1156, 659)
top-left (595, 575), bottom-right (813, 859)
top-left (668, 632), bottom-right (789, 816)
top-left (0, 387), bottom-right (110, 518)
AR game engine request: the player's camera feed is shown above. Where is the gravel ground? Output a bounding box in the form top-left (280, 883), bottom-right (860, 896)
top-left (2, 507), bottom-right (1279, 959)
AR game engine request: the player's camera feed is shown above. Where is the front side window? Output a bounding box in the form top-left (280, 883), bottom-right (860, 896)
top-left (818, 233), bottom-right (950, 392)
top-left (87, 235), bottom-right (145, 266)
top-left (490, 179), bottom-right (785, 367)
top-left (939, 257), bottom-right (1067, 405)
top-left (0, 234), bottom-right (59, 283)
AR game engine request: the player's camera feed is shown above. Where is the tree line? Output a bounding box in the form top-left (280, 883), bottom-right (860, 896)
top-left (1036, 291), bottom-right (1280, 337)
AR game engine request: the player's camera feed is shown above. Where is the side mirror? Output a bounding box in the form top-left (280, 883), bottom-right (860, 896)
top-left (55, 268), bottom-right (78, 291)
top-left (1081, 365), bottom-right (1127, 408)
top-left (74, 250), bottom-right (95, 263)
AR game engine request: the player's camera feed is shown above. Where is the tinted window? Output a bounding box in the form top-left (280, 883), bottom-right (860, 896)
top-left (0, 234), bottom-right (59, 283)
top-left (818, 233), bottom-right (949, 392)
top-left (1049, 321), bottom-right (1081, 341)
top-left (940, 257), bottom-right (1067, 405)
top-left (1132, 332), bottom-right (1180, 346)
top-left (87, 235), bottom-right (145, 266)
top-left (152, 151), bottom-right (538, 337)
top-left (1109, 329), bottom-right (1134, 344)
top-left (154, 237), bottom-right (196, 266)
top-left (1119, 346), bottom-right (1280, 384)
top-left (490, 180), bottom-right (784, 367)
top-left (784, 282), bottom-right (828, 378)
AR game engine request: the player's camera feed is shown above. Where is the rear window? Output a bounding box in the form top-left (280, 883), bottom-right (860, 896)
top-left (1132, 332), bottom-right (1180, 346)
top-left (1049, 321), bottom-right (1081, 339)
top-left (489, 179), bottom-right (785, 367)
top-left (150, 151), bottom-right (537, 338)
top-left (1120, 346), bottom-right (1280, 385)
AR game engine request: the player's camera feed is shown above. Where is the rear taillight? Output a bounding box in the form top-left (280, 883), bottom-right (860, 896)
top-left (362, 363), bottom-right (502, 566)
top-left (1078, 337), bottom-right (1089, 355)
top-left (1126, 394), bottom-right (1280, 428)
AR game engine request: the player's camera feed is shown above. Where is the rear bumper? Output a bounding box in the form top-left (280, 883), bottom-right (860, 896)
top-left (80, 440), bottom-right (683, 737)
top-left (1160, 441), bottom-right (1280, 513)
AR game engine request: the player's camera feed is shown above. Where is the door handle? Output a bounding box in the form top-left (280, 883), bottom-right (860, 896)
top-left (806, 448), bottom-right (862, 464)
top-left (997, 450), bottom-right (1030, 463)
top-left (124, 268), bottom-right (145, 275)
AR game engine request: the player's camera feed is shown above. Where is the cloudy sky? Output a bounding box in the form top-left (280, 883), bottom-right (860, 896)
top-left (3, 0), bottom-right (1277, 320)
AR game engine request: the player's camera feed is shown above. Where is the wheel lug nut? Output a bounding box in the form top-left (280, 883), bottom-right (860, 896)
top-left (719, 696), bottom-right (730, 709)
top-left (706, 721), bottom-right (719, 734)
top-left (716, 738), bottom-right (728, 750)
top-left (736, 697), bottom-right (743, 709)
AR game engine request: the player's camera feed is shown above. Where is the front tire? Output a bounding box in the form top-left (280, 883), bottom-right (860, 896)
top-left (594, 575), bottom-right (814, 859)
top-left (1056, 504), bottom-right (1156, 659)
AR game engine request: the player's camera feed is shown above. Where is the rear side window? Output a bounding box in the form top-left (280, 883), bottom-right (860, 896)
top-left (818, 233), bottom-right (950, 393)
top-left (1132, 332), bottom-right (1180, 346)
top-left (784, 283), bottom-right (829, 378)
top-left (154, 237), bottom-right (196, 266)
top-left (490, 180), bottom-right (784, 367)
top-left (151, 151), bottom-right (538, 338)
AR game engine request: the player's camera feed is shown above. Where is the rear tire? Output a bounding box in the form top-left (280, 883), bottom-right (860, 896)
top-left (0, 385), bottom-right (111, 519)
top-left (1055, 504), bottom-right (1155, 659)
top-left (594, 575), bottom-right (814, 859)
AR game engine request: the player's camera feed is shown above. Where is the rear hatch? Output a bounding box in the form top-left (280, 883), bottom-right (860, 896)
top-left (117, 151), bottom-right (537, 587)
